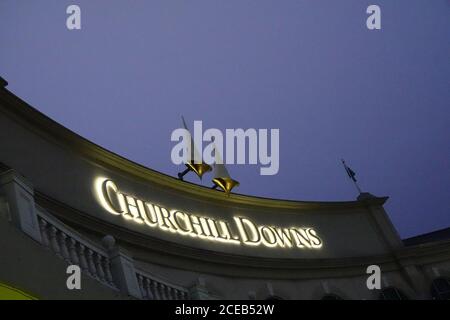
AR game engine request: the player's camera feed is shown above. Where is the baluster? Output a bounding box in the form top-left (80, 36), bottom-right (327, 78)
top-left (159, 283), bottom-right (168, 300)
top-left (137, 274), bottom-right (145, 298)
top-left (77, 244), bottom-right (89, 272)
top-left (167, 287), bottom-right (174, 300)
top-left (68, 238), bottom-right (80, 265)
top-left (86, 248), bottom-right (98, 278)
top-left (58, 232), bottom-right (71, 262)
top-left (165, 285), bottom-right (172, 300)
top-left (94, 253), bottom-right (106, 282)
top-left (151, 280), bottom-right (161, 300)
top-left (173, 289), bottom-right (180, 300)
top-left (101, 257), bottom-right (114, 285)
top-left (145, 278), bottom-right (154, 300)
top-left (38, 219), bottom-right (50, 247)
top-left (48, 225), bottom-right (61, 255)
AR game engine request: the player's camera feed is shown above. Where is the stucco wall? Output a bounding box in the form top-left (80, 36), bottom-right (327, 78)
top-left (0, 91), bottom-right (402, 260)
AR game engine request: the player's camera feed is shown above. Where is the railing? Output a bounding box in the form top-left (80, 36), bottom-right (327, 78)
top-left (36, 206), bottom-right (117, 290)
top-left (136, 268), bottom-right (189, 300)
top-left (1, 170), bottom-right (193, 299)
top-left (35, 206), bottom-right (191, 299)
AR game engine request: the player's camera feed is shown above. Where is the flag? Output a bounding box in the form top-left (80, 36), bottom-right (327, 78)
top-left (342, 160), bottom-right (357, 182)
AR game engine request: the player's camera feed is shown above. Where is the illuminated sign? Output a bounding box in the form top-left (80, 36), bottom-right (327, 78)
top-left (94, 178), bottom-right (323, 250)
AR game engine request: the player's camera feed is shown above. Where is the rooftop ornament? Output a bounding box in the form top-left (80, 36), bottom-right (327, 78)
top-left (177, 116), bottom-right (212, 181)
top-left (176, 116), bottom-right (239, 194)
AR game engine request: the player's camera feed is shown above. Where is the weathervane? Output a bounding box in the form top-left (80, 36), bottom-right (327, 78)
top-left (177, 116), bottom-right (212, 181)
top-left (176, 116), bottom-right (239, 194)
top-left (341, 159), bottom-right (362, 194)
top-left (210, 143), bottom-right (240, 195)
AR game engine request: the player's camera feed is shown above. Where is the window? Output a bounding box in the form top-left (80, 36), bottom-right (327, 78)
top-left (431, 278), bottom-right (450, 300)
top-left (379, 287), bottom-right (409, 300)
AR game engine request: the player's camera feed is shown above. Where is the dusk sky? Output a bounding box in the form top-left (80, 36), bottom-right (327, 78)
top-left (1, 1), bottom-right (449, 238)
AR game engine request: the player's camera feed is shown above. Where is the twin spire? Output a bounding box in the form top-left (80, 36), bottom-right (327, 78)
top-left (177, 116), bottom-right (240, 194)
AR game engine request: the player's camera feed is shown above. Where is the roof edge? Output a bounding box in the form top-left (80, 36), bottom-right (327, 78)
top-left (0, 86), bottom-right (388, 210)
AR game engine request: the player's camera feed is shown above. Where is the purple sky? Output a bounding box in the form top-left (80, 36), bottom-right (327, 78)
top-left (1, 1), bottom-right (449, 238)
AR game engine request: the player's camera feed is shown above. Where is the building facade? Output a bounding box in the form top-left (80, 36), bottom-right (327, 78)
top-left (0, 78), bottom-right (449, 300)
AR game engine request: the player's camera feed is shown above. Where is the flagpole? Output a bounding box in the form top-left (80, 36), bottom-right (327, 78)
top-left (354, 179), bottom-right (362, 194)
top-left (341, 159), bottom-right (362, 194)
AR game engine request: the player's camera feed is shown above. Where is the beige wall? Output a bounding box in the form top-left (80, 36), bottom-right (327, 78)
top-left (0, 96), bottom-right (401, 260)
top-left (1, 88), bottom-right (449, 300)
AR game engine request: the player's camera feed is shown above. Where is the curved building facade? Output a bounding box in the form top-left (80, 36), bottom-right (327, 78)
top-left (0, 79), bottom-right (449, 300)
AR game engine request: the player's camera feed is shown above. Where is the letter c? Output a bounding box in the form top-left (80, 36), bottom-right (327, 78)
top-left (97, 179), bottom-right (123, 215)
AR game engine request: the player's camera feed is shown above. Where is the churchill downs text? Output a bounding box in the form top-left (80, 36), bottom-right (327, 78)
top-left (95, 178), bottom-right (323, 249)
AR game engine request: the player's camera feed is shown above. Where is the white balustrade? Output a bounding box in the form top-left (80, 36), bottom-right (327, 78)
top-left (36, 208), bottom-right (117, 290)
top-left (34, 205), bottom-right (189, 299)
top-left (136, 269), bottom-right (189, 300)
top-left (1, 171), bottom-right (191, 299)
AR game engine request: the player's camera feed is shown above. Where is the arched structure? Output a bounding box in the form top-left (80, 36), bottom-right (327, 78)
top-left (0, 80), bottom-right (449, 299)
